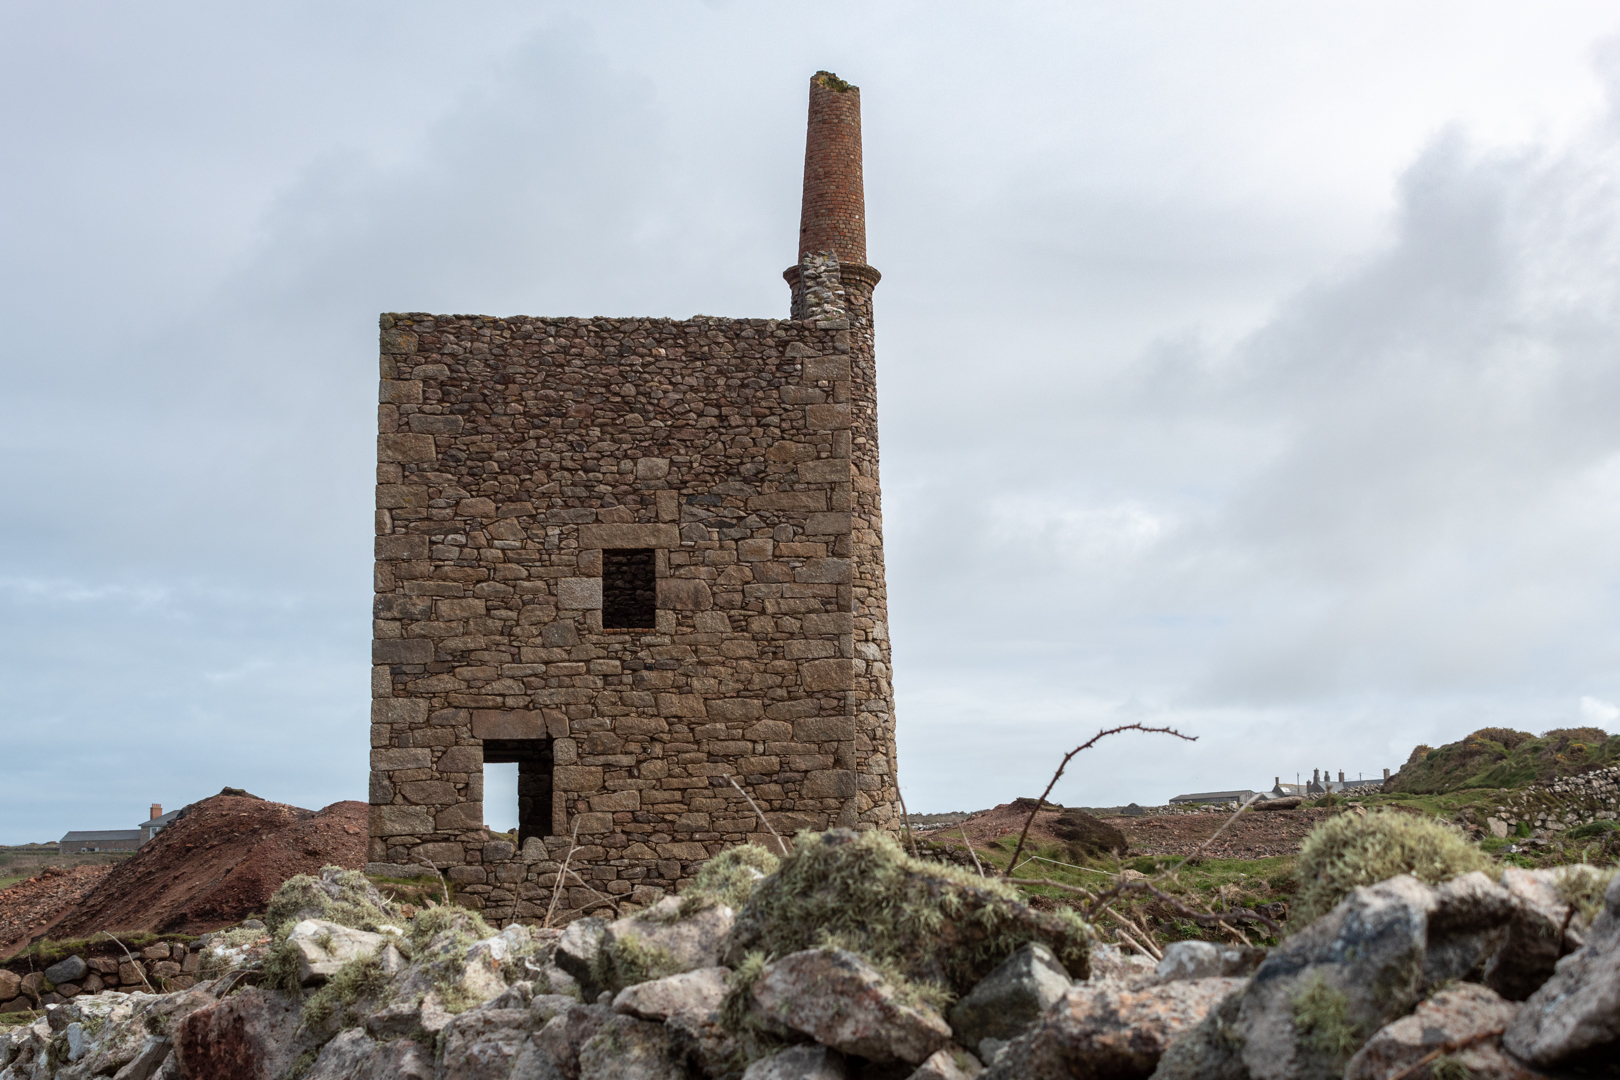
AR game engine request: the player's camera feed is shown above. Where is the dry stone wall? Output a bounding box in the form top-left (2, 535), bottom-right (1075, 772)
top-left (1481, 765), bottom-right (1620, 838)
top-left (370, 266), bottom-right (898, 923)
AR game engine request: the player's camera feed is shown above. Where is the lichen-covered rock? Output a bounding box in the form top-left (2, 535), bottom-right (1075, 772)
top-left (741, 1044), bottom-right (848, 1080)
top-left (576, 1013), bottom-right (687, 1080)
top-left (1089, 943), bottom-right (1158, 985)
top-left (948, 942), bottom-right (1072, 1048)
top-left (613, 966), bottom-right (729, 1023)
top-left (1421, 871), bottom-right (1515, 989)
top-left (1503, 870), bottom-right (1620, 1067)
top-left (1346, 983), bottom-right (1540, 1080)
top-left (286, 918), bottom-right (388, 984)
top-left (985, 976), bottom-right (1244, 1080)
top-left (555, 918), bottom-right (608, 996)
top-left (173, 986), bottom-right (309, 1080)
top-left (749, 947), bottom-right (952, 1065)
top-left (908, 1046), bottom-right (986, 1080)
top-left (1486, 867), bottom-right (1596, 1001)
top-left (264, 865), bottom-right (397, 932)
top-left (438, 1006), bottom-right (535, 1080)
top-left (304, 1028), bottom-right (379, 1079)
top-left (599, 897), bottom-right (735, 991)
top-left (1232, 876), bottom-right (1434, 1080)
top-left (534, 1002), bottom-right (612, 1080)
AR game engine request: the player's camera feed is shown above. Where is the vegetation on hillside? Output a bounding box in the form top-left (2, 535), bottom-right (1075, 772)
top-left (1385, 727), bottom-right (1620, 794)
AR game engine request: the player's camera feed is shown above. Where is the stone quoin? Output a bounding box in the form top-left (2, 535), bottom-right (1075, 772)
top-left (368, 72), bottom-right (900, 921)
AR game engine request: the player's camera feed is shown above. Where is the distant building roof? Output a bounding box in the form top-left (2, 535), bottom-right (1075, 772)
top-left (1168, 790), bottom-right (1256, 805)
top-left (136, 808), bottom-right (182, 829)
top-left (60, 830), bottom-right (142, 843)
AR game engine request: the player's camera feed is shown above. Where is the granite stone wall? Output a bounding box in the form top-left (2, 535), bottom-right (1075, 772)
top-left (369, 261), bottom-right (898, 922)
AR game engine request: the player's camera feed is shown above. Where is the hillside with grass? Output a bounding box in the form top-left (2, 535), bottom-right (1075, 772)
top-left (1385, 726), bottom-right (1620, 794)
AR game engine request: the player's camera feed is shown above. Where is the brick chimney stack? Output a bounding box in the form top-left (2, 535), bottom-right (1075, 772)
top-left (798, 71), bottom-right (866, 266)
top-left (786, 71), bottom-right (879, 320)
top-left (149, 803), bottom-right (162, 820)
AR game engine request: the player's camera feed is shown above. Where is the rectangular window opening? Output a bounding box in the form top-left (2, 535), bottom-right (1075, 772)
top-left (603, 547), bottom-right (657, 629)
top-left (483, 739), bottom-right (553, 845)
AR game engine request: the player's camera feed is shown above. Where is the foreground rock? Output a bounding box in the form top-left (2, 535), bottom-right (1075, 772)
top-left (1345, 983), bottom-right (1538, 1080)
top-left (750, 948), bottom-right (953, 1065)
top-left (1504, 870), bottom-right (1620, 1067)
top-left (949, 942), bottom-right (1072, 1049)
top-left (598, 895), bottom-right (735, 992)
top-left (743, 1045), bottom-right (848, 1080)
top-left (1486, 868), bottom-right (1595, 1000)
top-left (986, 977), bottom-right (1244, 1080)
top-left (286, 918), bottom-right (388, 984)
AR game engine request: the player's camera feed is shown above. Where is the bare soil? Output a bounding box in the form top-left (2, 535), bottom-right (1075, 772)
top-left (929, 800), bottom-right (1335, 861)
top-left (0, 867), bottom-right (114, 959)
top-left (0, 794), bottom-right (367, 957)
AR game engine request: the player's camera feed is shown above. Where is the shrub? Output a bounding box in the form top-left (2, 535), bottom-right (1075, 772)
top-left (1567, 820), bottom-right (1617, 840)
top-left (1294, 811), bottom-right (1494, 922)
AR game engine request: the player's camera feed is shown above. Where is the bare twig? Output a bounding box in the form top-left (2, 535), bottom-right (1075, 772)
top-left (563, 866), bottom-right (621, 917)
top-left (959, 826), bottom-right (985, 876)
top-left (1110, 918), bottom-right (1164, 961)
top-left (99, 931), bottom-right (156, 994)
top-left (725, 773), bottom-right (789, 857)
top-left (1384, 1029), bottom-right (1504, 1080)
top-left (896, 787), bottom-right (920, 857)
top-left (1006, 724), bottom-right (1196, 876)
top-left (1163, 793), bottom-right (1264, 880)
top-left (416, 857), bottom-right (450, 907)
top-left (544, 819), bottom-right (582, 929)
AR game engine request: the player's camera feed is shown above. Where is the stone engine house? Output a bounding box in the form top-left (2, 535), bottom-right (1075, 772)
top-left (368, 72), bottom-right (900, 921)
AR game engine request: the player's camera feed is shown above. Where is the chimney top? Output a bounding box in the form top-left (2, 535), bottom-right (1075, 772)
top-left (149, 803), bottom-right (162, 821)
top-left (1338, 770), bottom-right (1345, 783)
top-left (797, 71), bottom-right (867, 268)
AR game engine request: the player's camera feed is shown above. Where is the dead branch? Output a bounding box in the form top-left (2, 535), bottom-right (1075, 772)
top-left (896, 786), bottom-right (920, 857)
top-left (1014, 875), bottom-right (1281, 937)
top-left (725, 773), bottom-right (789, 857)
top-left (99, 931), bottom-right (156, 994)
top-left (415, 857), bottom-right (450, 907)
top-left (1384, 1029), bottom-right (1504, 1080)
top-left (1005, 724), bottom-right (1196, 875)
top-left (544, 819), bottom-right (582, 929)
top-left (959, 825), bottom-right (985, 876)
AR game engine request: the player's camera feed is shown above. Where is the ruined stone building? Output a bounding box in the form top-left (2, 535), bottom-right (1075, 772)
top-left (367, 72), bottom-right (900, 921)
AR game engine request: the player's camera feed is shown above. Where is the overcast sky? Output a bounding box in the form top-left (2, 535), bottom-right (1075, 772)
top-left (5, 2), bottom-right (1620, 841)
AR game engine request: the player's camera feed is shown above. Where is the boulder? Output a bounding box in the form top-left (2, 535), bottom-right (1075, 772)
top-left (1152, 943), bottom-right (1264, 984)
top-left (304, 1029), bottom-right (379, 1080)
top-left (174, 986), bottom-right (310, 1080)
top-left (44, 954), bottom-right (88, 985)
top-left (1503, 871), bottom-right (1620, 1067)
top-left (0, 971), bottom-right (18, 1001)
top-left (110, 1034), bottom-right (172, 1080)
top-left (612, 966), bottom-right (729, 1022)
top-left (985, 976), bottom-right (1244, 1080)
top-left (1089, 943), bottom-right (1158, 985)
top-left (908, 1046), bottom-right (986, 1080)
top-left (598, 896), bottom-right (734, 991)
top-left (577, 1013), bottom-right (687, 1080)
top-left (438, 1006), bottom-right (535, 1080)
top-left (949, 942), bottom-right (1073, 1048)
top-left (742, 1045), bottom-right (849, 1080)
top-left (1256, 798), bottom-right (1303, 811)
top-left (1346, 984), bottom-right (1539, 1080)
top-left (285, 919), bottom-right (387, 984)
top-left (750, 948), bottom-right (953, 1065)
top-left (555, 918), bottom-right (608, 994)
top-left (1422, 872), bottom-right (1515, 989)
top-left (534, 1002), bottom-right (612, 1080)
top-left (1485, 868), bottom-right (1592, 1001)
top-left (360, 1037), bottom-right (435, 1080)
top-left (1232, 876), bottom-right (1435, 1080)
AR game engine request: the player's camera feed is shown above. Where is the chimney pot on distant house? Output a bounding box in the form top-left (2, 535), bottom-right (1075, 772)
top-left (1383, 768), bottom-right (1390, 780)
top-left (1338, 771), bottom-right (1345, 783)
top-left (1274, 776), bottom-right (1280, 787)
top-left (149, 803), bottom-right (162, 820)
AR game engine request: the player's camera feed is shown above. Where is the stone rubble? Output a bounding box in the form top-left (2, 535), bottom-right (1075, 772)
top-left (2, 832), bottom-right (1617, 1080)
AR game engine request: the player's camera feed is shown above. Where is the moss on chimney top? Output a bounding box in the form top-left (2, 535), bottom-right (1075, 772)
top-left (812, 70), bottom-right (856, 92)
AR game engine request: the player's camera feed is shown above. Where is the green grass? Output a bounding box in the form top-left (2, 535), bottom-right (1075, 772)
top-left (1385, 727), bottom-right (1620, 794)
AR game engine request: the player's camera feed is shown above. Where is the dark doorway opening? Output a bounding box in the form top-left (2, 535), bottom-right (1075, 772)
top-left (603, 548), bottom-right (657, 629)
top-left (483, 739), bottom-right (553, 845)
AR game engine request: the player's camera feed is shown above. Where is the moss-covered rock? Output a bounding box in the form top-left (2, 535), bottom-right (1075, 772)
top-left (722, 828), bottom-right (1091, 999)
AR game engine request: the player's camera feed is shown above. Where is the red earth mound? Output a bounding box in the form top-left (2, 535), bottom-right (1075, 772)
top-left (20, 794), bottom-right (366, 950)
top-left (0, 866), bottom-right (114, 959)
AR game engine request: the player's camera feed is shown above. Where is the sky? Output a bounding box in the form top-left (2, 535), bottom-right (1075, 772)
top-left (5, 2), bottom-right (1620, 840)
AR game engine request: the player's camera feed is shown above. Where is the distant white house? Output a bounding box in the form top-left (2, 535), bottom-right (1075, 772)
top-left (59, 803), bottom-right (177, 853)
